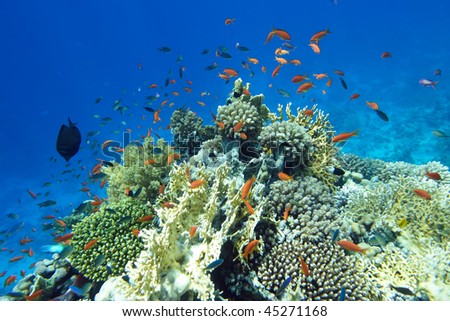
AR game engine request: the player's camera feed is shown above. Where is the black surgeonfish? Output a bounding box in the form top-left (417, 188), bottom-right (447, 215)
top-left (56, 118), bottom-right (81, 161)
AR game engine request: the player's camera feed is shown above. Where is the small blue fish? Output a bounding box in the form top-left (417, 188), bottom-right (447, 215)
top-left (204, 258), bottom-right (224, 270)
top-left (339, 287), bottom-right (346, 301)
top-left (331, 229), bottom-right (340, 242)
top-left (276, 276), bottom-right (292, 297)
top-left (68, 285), bottom-right (86, 297)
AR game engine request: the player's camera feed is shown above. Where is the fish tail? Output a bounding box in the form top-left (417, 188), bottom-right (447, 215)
top-left (353, 129), bottom-right (360, 136)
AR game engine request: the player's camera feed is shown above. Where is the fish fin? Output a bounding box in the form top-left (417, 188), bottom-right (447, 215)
top-left (68, 118), bottom-right (77, 127)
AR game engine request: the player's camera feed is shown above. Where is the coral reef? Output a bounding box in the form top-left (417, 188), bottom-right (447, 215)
top-left (68, 197), bottom-right (155, 281)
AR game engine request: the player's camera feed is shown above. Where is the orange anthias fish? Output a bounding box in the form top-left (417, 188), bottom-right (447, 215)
top-left (381, 51), bottom-right (392, 58)
top-left (25, 289), bottom-right (43, 301)
top-left (233, 120), bottom-right (245, 132)
top-left (242, 239), bottom-right (259, 260)
top-left (308, 43), bottom-right (320, 54)
top-left (350, 93), bottom-right (360, 101)
top-left (224, 18), bottom-right (235, 25)
top-left (271, 64), bottom-right (281, 78)
top-left (223, 68), bottom-right (238, 77)
top-left (136, 215), bottom-right (153, 223)
top-left (310, 29), bottom-right (331, 43)
top-left (283, 205), bottom-right (291, 221)
top-left (189, 226), bottom-right (197, 239)
top-left (331, 130), bottom-right (359, 143)
top-left (84, 239), bottom-right (99, 251)
top-left (243, 199), bottom-right (255, 214)
top-left (241, 176), bottom-right (256, 200)
top-left (313, 73), bottom-right (328, 80)
top-left (265, 27), bottom-right (291, 44)
top-left (278, 172), bottom-right (293, 180)
top-left (190, 179), bottom-right (206, 189)
top-left (304, 109), bottom-right (314, 116)
top-left (291, 74), bottom-right (308, 83)
top-left (248, 57), bottom-right (259, 64)
top-left (131, 229), bottom-right (140, 237)
top-left (299, 256), bottom-right (310, 277)
top-left (27, 190), bottom-right (37, 199)
top-left (366, 101), bottom-right (379, 110)
top-left (296, 82), bottom-right (314, 94)
top-left (413, 189), bottom-right (431, 200)
top-left (54, 233), bottom-right (74, 243)
top-left (9, 256), bottom-right (25, 262)
top-left (334, 69), bottom-right (345, 76)
top-left (4, 275), bottom-right (17, 287)
top-left (337, 240), bottom-right (366, 253)
top-left (290, 59), bottom-right (301, 65)
top-left (153, 108), bottom-right (162, 124)
top-left (425, 171), bottom-right (441, 180)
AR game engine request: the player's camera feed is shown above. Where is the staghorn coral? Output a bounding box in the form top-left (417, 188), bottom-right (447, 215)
top-left (257, 240), bottom-right (373, 300)
top-left (68, 197), bottom-right (155, 281)
top-left (216, 78), bottom-right (269, 141)
top-left (109, 162), bottom-right (266, 300)
top-left (102, 137), bottom-right (171, 202)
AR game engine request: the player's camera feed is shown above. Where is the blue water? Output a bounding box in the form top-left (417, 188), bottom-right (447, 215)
top-left (0, 0), bottom-right (449, 295)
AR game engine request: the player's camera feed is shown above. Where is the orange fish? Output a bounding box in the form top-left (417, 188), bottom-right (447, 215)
top-left (275, 56), bottom-right (288, 64)
top-left (425, 171), bottom-right (441, 180)
top-left (186, 80), bottom-right (193, 85)
top-left (144, 159), bottom-right (156, 166)
top-left (304, 109), bottom-right (313, 116)
top-left (310, 29), bottom-right (331, 43)
top-left (283, 205), bottom-right (291, 221)
top-left (4, 275), bottom-right (17, 287)
top-left (19, 237), bottom-right (33, 245)
top-left (242, 88), bottom-right (250, 96)
top-left (240, 132), bottom-right (248, 140)
top-left (233, 121), bottom-right (244, 132)
top-left (326, 77), bottom-right (333, 87)
top-left (25, 289), bottom-right (43, 301)
top-left (413, 189), bottom-right (431, 200)
top-left (261, 66), bottom-right (267, 73)
top-left (27, 190), bottom-right (37, 199)
top-left (131, 229), bottom-right (140, 237)
top-left (172, 91), bottom-right (180, 96)
top-left (54, 233), bottom-right (74, 243)
top-left (197, 101), bottom-right (206, 106)
top-left (296, 82), bottom-right (314, 94)
top-left (54, 219), bottom-right (66, 227)
top-left (167, 153), bottom-right (176, 165)
top-left (278, 172), bottom-right (293, 180)
top-left (189, 226), bottom-right (197, 239)
top-left (148, 83), bottom-right (158, 89)
top-left (153, 108), bottom-right (162, 124)
top-left (248, 57), bottom-right (259, 64)
top-left (162, 202), bottom-right (175, 208)
top-left (183, 87), bottom-right (193, 93)
top-left (289, 59), bottom-right (301, 65)
top-left (242, 240), bottom-right (259, 260)
top-left (308, 43), bottom-right (320, 54)
top-left (223, 68), bottom-right (238, 77)
top-left (218, 72), bottom-right (230, 81)
top-left (241, 176), bottom-right (256, 200)
top-left (136, 215), bottom-right (153, 223)
top-left (224, 18), bottom-right (235, 25)
top-left (84, 239), bottom-right (99, 251)
top-left (190, 179), bottom-right (206, 189)
top-left (331, 130), bottom-right (359, 143)
top-left (217, 121), bottom-right (225, 129)
top-left (158, 183), bottom-right (166, 195)
top-left (243, 199), bottom-right (255, 214)
top-left (291, 74), bottom-right (308, 83)
top-left (365, 101), bottom-right (379, 111)
top-left (334, 69), bottom-right (345, 76)
top-left (271, 64), bottom-right (281, 78)
top-left (337, 240), bottom-right (366, 253)
top-left (313, 73), bottom-right (328, 80)
top-left (264, 27), bottom-right (291, 44)
top-left (350, 93), bottom-right (360, 101)
top-left (0, 271), bottom-right (6, 277)
top-left (28, 248), bottom-right (34, 257)
top-left (299, 256), bottom-right (310, 276)
top-left (9, 256), bottom-right (25, 262)
top-left (381, 51), bottom-right (392, 58)
top-left (100, 178), bottom-right (107, 188)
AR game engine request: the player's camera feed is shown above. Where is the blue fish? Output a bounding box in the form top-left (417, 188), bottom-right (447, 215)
top-left (69, 285), bottom-right (86, 297)
top-left (339, 287), bottom-right (346, 301)
top-left (276, 276), bottom-right (292, 297)
top-left (331, 229), bottom-right (340, 242)
top-left (6, 222), bottom-right (24, 237)
top-left (204, 258), bottom-right (224, 270)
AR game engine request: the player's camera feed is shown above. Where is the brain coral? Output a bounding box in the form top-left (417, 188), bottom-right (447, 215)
top-left (68, 197), bottom-right (155, 281)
